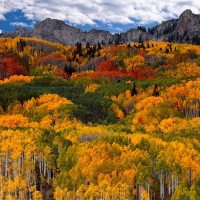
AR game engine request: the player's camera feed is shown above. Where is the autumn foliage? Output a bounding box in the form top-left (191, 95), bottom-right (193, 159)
top-left (1, 38), bottom-right (200, 199)
top-left (96, 60), bottom-right (118, 71)
top-left (0, 56), bottom-right (28, 79)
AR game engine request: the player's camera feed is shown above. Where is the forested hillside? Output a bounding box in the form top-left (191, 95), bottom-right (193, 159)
top-left (1, 37), bottom-right (200, 199)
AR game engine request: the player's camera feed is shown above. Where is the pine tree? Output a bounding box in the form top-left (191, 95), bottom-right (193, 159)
top-left (152, 84), bottom-right (159, 97)
top-left (138, 35), bottom-right (143, 43)
top-left (131, 82), bottom-right (137, 96)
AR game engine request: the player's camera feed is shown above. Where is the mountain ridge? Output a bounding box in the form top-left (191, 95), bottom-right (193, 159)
top-left (1, 9), bottom-right (200, 45)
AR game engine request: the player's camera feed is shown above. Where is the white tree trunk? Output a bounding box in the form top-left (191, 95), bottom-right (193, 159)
top-left (160, 170), bottom-right (164, 200)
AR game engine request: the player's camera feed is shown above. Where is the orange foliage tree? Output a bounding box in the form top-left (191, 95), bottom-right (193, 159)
top-left (96, 60), bottom-right (118, 71)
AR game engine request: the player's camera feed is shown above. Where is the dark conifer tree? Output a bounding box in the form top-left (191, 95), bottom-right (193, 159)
top-left (97, 42), bottom-right (101, 50)
top-left (138, 35), bottom-right (143, 43)
top-left (131, 82), bottom-right (137, 96)
top-left (86, 42), bottom-right (90, 49)
top-left (152, 84), bottom-right (159, 97)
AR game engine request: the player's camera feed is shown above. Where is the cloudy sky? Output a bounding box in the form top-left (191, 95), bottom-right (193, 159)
top-left (0, 0), bottom-right (200, 34)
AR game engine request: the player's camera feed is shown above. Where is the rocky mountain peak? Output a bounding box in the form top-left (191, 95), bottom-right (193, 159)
top-left (34, 18), bottom-right (67, 30)
top-left (0, 28), bottom-right (31, 38)
top-left (1, 9), bottom-right (200, 45)
top-left (176, 9), bottom-right (200, 38)
top-left (179, 9), bottom-right (193, 18)
top-left (151, 9), bottom-right (200, 44)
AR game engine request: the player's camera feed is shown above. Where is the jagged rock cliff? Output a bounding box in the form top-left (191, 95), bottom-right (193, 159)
top-left (152, 9), bottom-right (200, 43)
top-left (32, 18), bottom-right (83, 45)
top-left (1, 9), bottom-right (200, 45)
top-left (31, 22), bottom-right (153, 45)
top-left (0, 28), bottom-right (31, 38)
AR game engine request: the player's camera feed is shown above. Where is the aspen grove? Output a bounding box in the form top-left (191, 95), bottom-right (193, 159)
top-left (0, 37), bottom-right (200, 199)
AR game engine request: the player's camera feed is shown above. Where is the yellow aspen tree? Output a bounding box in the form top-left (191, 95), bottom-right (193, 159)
top-left (54, 187), bottom-right (68, 200)
top-left (141, 187), bottom-right (150, 200)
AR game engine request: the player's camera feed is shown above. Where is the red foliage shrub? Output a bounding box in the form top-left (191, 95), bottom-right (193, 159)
top-left (96, 60), bottom-right (118, 71)
top-left (0, 57), bottom-right (28, 80)
top-left (53, 68), bottom-right (70, 79)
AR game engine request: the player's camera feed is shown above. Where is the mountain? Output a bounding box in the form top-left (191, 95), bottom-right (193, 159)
top-left (1, 9), bottom-right (200, 45)
top-left (151, 9), bottom-right (200, 43)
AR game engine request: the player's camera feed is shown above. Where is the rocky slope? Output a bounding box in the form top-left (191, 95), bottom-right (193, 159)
top-left (0, 9), bottom-right (200, 45)
top-left (152, 9), bottom-right (200, 43)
